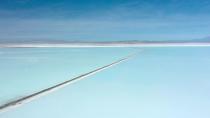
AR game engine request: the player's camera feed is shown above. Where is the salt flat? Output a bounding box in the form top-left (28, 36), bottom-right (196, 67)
top-left (0, 47), bottom-right (210, 118)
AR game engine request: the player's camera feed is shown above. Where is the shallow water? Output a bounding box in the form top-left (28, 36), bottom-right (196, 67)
top-left (0, 47), bottom-right (210, 118)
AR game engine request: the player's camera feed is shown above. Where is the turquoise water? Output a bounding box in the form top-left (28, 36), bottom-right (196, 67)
top-left (0, 47), bottom-right (210, 118)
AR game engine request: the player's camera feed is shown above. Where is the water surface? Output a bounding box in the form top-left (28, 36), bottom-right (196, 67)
top-left (0, 47), bottom-right (210, 118)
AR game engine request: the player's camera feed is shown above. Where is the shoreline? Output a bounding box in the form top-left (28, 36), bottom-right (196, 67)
top-left (1, 42), bottom-right (210, 48)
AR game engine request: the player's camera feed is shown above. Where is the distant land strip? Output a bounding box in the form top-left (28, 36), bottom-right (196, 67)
top-left (1, 41), bottom-right (210, 48)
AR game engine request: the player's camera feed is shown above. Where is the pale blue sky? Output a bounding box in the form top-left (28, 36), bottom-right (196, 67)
top-left (0, 0), bottom-right (210, 41)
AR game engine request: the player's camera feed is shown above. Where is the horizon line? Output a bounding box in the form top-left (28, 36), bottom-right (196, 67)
top-left (1, 42), bottom-right (210, 48)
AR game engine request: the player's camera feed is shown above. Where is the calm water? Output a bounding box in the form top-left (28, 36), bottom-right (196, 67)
top-left (0, 47), bottom-right (210, 118)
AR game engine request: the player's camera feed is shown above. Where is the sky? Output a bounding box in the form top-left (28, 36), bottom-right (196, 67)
top-left (0, 0), bottom-right (210, 41)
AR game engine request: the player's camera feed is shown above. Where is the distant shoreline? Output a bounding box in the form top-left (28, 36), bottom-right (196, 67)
top-left (1, 41), bottom-right (210, 48)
